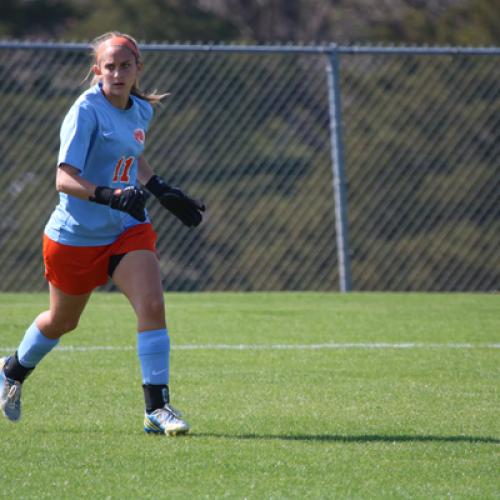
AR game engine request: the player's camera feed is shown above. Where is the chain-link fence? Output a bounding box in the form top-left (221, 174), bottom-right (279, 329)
top-left (0, 42), bottom-right (498, 292)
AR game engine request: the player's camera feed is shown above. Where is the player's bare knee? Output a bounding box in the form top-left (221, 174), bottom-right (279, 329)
top-left (49, 316), bottom-right (80, 336)
top-left (62, 318), bottom-right (79, 333)
top-left (137, 296), bottom-right (165, 322)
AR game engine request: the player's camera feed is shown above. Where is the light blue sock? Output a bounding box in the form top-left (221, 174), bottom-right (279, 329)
top-left (137, 329), bottom-right (170, 385)
top-left (17, 322), bottom-right (59, 368)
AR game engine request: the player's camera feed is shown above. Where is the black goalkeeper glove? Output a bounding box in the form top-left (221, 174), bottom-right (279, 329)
top-left (145, 175), bottom-right (205, 227)
top-left (90, 186), bottom-right (148, 222)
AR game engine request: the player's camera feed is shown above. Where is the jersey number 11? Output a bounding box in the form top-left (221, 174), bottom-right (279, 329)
top-left (112, 156), bottom-right (135, 183)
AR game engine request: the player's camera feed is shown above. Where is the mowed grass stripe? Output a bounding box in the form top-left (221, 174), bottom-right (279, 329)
top-left (1, 342), bottom-right (500, 352)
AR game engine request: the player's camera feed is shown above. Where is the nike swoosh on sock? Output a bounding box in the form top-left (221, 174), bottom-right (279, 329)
top-left (151, 368), bottom-right (168, 376)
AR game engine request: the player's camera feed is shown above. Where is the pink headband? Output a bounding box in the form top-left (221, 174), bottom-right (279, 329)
top-left (98, 36), bottom-right (140, 60)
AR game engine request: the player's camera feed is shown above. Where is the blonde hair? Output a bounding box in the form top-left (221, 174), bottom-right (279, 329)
top-left (88, 32), bottom-right (167, 105)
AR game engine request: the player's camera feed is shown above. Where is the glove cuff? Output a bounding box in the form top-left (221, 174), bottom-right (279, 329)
top-left (90, 186), bottom-right (114, 205)
top-left (145, 175), bottom-right (170, 198)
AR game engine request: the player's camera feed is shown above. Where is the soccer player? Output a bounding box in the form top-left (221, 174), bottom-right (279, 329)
top-left (0, 32), bottom-right (205, 435)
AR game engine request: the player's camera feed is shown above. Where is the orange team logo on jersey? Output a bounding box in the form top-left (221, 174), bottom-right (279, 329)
top-left (134, 129), bottom-right (145, 144)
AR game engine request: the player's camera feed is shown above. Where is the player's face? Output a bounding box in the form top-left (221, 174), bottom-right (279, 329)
top-left (94, 45), bottom-right (142, 108)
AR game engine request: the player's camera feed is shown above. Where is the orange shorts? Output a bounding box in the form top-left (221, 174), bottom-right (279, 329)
top-left (43, 223), bottom-right (157, 295)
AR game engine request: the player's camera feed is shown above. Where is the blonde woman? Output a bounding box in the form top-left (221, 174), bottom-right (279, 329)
top-left (0, 32), bottom-right (205, 436)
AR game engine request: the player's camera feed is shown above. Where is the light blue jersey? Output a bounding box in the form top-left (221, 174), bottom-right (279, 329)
top-left (45, 83), bottom-right (153, 246)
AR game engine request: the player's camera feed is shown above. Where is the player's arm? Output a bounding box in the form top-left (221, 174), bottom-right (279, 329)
top-left (138, 156), bottom-right (205, 227)
top-left (56, 163), bottom-right (147, 222)
top-left (56, 163), bottom-right (96, 199)
top-left (137, 156), bottom-right (156, 186)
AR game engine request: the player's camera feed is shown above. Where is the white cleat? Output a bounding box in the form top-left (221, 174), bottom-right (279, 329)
top-left (0, 357), bottom-right (22, 422)
top-left (144, 404), bottom-right (189, 436)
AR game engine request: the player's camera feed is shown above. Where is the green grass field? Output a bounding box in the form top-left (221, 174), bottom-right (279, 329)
top-left (0, 292), bottom-right (498, 499)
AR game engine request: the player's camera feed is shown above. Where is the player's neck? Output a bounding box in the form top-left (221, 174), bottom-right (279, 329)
top-left (102, 90), bottom-right (131, 110)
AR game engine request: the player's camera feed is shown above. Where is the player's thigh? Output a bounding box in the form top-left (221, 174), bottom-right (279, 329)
top-left (49, 284), bottom-right (91, 321)
top-left (37, 284), bottom-right (92, 338)
top-left (112, 250), bottom-right (165, 324)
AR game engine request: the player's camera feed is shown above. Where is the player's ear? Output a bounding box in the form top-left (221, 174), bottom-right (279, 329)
top-left (92, 64), bottom-right (101, 76)
top-left (136, 60), bottom-right (144, 74)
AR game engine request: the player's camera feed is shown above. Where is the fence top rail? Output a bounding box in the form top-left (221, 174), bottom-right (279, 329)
top-left (0, 40), bottom-right (499, 56)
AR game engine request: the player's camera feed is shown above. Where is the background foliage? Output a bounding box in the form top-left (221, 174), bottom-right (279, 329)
top-left (0, 1), bottom-right (498, 292)
top-left (1, 0), bottom-right (499, 45)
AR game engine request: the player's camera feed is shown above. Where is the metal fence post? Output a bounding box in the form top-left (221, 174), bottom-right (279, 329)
top-left (325, 45), bottom-right (352, 292)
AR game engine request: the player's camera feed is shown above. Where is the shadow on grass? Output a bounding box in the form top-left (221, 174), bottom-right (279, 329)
top-left (192, 433), bottom-right (500, 444)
